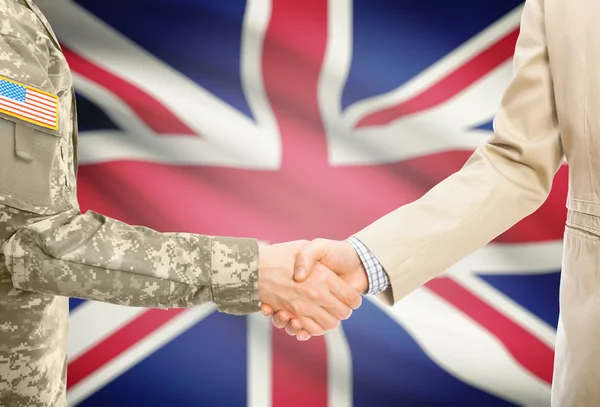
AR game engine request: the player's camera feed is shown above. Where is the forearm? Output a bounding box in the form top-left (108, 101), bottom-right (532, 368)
top-left (1, 209), bottom-right (258, 314)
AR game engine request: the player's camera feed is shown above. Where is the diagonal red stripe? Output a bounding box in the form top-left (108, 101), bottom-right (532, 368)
top-left (426, 277), bottom-right (554, 384)
top-left (356, 28), bottom-right (520, 128)
top-left (63, 46), bottom-right (197, 136)
top-left (67, 309), bottom-right (185, 389)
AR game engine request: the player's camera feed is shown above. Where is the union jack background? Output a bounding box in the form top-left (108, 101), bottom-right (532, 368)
top-left (37, 0), bottom-right (566, 405)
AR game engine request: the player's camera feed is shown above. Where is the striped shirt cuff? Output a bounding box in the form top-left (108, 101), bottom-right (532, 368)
top-left (347, 236), bottom-right (390, 295)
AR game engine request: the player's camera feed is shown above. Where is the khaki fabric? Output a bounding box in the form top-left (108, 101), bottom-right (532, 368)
top-left (0, 1), bottom-right (259, 405)
top-left (355, 0), bottom-right (600, 405)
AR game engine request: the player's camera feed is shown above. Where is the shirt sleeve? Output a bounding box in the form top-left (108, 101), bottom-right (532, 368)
top-left (347, 236), bottom-right (390, 295)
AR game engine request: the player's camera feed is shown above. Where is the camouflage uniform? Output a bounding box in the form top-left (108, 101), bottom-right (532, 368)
top-left (0, 1), bottom-right (259, 405)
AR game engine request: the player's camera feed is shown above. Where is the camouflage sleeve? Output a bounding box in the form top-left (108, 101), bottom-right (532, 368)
top-left (0, 209), bottom-right (259, 315)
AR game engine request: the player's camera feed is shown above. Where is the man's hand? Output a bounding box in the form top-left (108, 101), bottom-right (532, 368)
top-left (260, 239), bottom-right (368, 340)
top-left (258, 241), bottom-right (362, 337)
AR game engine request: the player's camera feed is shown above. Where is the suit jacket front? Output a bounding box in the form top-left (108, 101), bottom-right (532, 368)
top-left (354, 1), bottom-right (600, 405)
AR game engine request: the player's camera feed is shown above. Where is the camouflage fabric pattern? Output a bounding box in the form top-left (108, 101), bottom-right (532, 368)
top-left (0, 206), bottom-right (68, 407)
top-left (0, 1), bottom-right (259, 405)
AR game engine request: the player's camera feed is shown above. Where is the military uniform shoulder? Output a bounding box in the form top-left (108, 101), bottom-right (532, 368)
top-left (0, 1), bottom-right (45, 40)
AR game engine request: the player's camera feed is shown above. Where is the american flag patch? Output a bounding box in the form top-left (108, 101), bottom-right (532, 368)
top-left (0, 76), bottom-right (59, 131)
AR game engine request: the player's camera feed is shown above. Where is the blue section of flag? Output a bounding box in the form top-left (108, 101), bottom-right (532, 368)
top-left (63, 0), bottom-right (559, 404)
top-left (343, 301), bottom-right (518, 407)
top-left (75, 92), bottom-right (120, 133)
top-left (74, 0), bottom-right (253, 120)
top-left (69, 298), bottom-right (86, 312)
top-left (472, 119), bottom-right (495, 132)
top-left (0, 79), bottom-right (26, 103)
top-left (78, 311), bottom-right (247, 407)
top-left (478, 272), bottom-right (561, 329)
top-left (342, 0), bottom-right (524, 111)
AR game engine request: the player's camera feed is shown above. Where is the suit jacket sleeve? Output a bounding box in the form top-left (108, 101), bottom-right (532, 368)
top-left (353, 0), bottom-right (564, 306)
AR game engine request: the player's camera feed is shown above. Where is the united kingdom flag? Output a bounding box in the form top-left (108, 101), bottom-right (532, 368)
top-left (38, 0), bottom-right (566, 405)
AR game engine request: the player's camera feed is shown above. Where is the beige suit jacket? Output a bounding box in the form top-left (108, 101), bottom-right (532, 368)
top-left (354, 0), bottom-right (600, 405)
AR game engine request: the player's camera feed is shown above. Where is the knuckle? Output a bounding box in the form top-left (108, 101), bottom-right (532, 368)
top-left (306, 287), bottom-right (321, 301)
top-left (291, 319), bottom-right (302, 330)
top-left (292, 301), bottom-right (305, 316)
top-left (344, 292), bottom-right (358, 306)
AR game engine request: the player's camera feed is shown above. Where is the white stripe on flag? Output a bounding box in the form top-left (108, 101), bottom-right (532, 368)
top-left (27, 89), bottom-right (56, 103)
top-left (26, 96), bottom-right (57, 111)
top-left (27, 91), bottom-right (58, 107)
top-left (67, 305), bottom-right (216, 406)
top-left (247, 312), bottom-right (272, 407)
top-left (0, 100), bottom-right (56, 126)
top-left (0, 95), bottom-right (56, 118)
top-left (326, 326), bottom-right (353, 407)
top-left (68, 301), bottom-right (147, 362)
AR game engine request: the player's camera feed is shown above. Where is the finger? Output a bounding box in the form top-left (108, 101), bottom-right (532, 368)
top-left (272, 310), bottom-right (293, 329)
top-left (294, 239), bottom-right (329, 282)
top-left (304, 306), bottom-right (339, 333)
top-left (321, 295), bottom-right (353, 321)
top-left (328, 276), bottom-right (362, 310)
top-left (296, 316), bottom-right (326, 336)
top-left (285, 318), bottom-right (303, 336)
top-left (260, 303), bottom-right (274, 316)
top-left (297, 330), bottom-right (312, 341)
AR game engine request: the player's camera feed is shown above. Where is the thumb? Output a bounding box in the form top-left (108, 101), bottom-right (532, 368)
top-left (294, 239), bottom-right (327, 282)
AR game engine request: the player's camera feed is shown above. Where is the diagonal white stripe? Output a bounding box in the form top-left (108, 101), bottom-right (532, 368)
top-left (67, 301), bottom-right (147, 362)
top-left (369, 289), bottom-right (551, 406)
top-left (67, 305), bottom-right (216, 406)
top-left (321, 3), bottom-right (525, 166)
top-left (451, 273), bottom-right (557, 348)
top-left (445, 240), bottom-right (563, 276)
top-left (36, 0), bottom-right (281, 169)
top-left (343, 5), bottom-right (524, 127)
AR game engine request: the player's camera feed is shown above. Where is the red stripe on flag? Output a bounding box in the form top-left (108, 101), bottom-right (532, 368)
top-left (0, 96), bottom-right (56, 119)
top-left (0, 100), bottom-right (56, 125)
top-left (27, 92), bottom-right (57, 107)
top-left (272, 329), bottom-right (329, 407)
top-left (426, 277), bottom-right (554, 384)
top-left (355, 29), bottom-right (520, 128)
top-left (2, 95), bottom-right (57, 117)
top-left (63, 46), bottom-right (197, 136)
top-left (67, 309), bottom-right (185, 389)
top-left (21, 97), bottom-right (57, 113)
top-left (263, 0), bottom-right (330, 406)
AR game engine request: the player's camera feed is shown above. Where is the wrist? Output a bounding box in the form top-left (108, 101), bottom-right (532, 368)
top-left (355, 263), bottom-right (369, 294)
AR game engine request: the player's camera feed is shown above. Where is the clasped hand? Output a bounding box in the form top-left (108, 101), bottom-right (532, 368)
top-left (258, 239), bottom-right (368, 341)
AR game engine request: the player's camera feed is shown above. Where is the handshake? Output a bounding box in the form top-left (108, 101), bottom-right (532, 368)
top-left (257, 239), bottom-right (371, 341)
